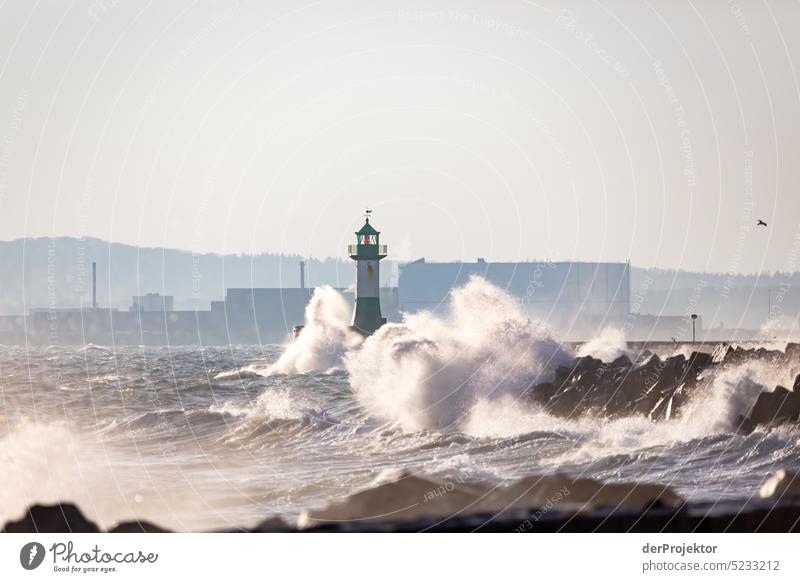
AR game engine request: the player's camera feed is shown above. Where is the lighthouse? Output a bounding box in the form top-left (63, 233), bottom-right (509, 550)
top-left (348, 210), bottom-right (387, 335)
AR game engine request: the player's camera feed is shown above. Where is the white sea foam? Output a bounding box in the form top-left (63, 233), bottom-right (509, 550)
top-left (4, 335), bottom-right (799, 531)
top-left (576, 326), bottom-right (627, 361)
top-left (346, 276), bottom-right (572, 432)
top-left (521, 359), bottom-right (794, 467)
top-left (212, 366), bottom-right (263, 380)
top-left (0, 421), bottom-right (112, 523)
top-left (675, 360), bottom-right (792, 438)
top-left (211, 388), bottom-right (308, 420)
top-left (266, 276), bottom-right (797, 452)
top-left (266, 286), bottom-right (362, 375)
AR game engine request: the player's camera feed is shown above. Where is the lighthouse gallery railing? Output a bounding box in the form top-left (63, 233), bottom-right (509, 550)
top-left (348, 244), bottom-right (388, 255)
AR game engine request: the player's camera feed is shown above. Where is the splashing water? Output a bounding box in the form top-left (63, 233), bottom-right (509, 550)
top-left (577, 326), bottom-right (627, 361)
top-left (346, 277), bottom-right (573, 432)
top-left (675, 361), bottom-right (788, 438)
top-left (263, 277), bottom-right (800, 447)
top-left (3, 278), bottom-right (800, 531)
top-left (210, 387), bottom-right (308, 420)
top-left (267, 286), bottom-right (362, 375)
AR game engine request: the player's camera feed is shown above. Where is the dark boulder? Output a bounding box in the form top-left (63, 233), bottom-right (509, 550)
top-left (3, 503), bottom-right (100, 533)
top-left (535, 349), bottom-right (717, 421)
top-left (297, 471), bottom-right (683, 528)
top-left (250, 516), bottom-right (294, 532)
top-left (711, 343), bottom-right (732, 364)
top-left (611, 354), bottom-right (632, 368)
top-left (108, 520), bottom-right (171, 533)
top-left (685, 351), bottom-right (713, 379)
top-left (649, 383), bottom-right (687, 422)
top-left (785, 343), bottom-right (800, 363)
top-left (746, 386), bottom-right (800, 426)
top-left (529, 381), bottom-right (557, 404)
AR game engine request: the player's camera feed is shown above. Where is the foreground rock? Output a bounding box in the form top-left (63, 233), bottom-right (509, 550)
top-left (297, 473), bottom-right (492, 528)
top-left (2, 503), bottom-right (100, 533)
top-left (298, 471), bottom-right (683, 528)
top-left (299, 469), bottom-right (800, 532)
top-left (3, 470), bottom-right (800, 532)
top-left (107, 520), bottom-right (172, 533)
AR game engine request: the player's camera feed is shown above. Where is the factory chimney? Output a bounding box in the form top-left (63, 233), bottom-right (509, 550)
top-left (300, 261), bottom-right (306, 289)
top-left (92, 262), bottom-right (97, 308)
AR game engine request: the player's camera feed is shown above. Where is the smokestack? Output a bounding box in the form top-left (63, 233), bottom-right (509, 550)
top-left (300, 261), bottom-right (306, 289)
top-left (92, 262), bottom-right (97, 308)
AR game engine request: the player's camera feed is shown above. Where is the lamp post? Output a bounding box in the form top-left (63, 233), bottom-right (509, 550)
top-left (691, 313), bottom-right (698, 344)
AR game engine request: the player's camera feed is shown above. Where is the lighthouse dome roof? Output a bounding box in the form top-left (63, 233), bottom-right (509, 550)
top-left (355, 220), bottom-right (379, 236)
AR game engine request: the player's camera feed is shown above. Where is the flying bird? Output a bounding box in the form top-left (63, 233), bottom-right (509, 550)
top-left (757, 219), bottom-right (767, 227)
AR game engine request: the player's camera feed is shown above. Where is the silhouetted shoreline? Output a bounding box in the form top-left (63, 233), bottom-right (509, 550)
top-left (4, 468), bottom-right (799, 533)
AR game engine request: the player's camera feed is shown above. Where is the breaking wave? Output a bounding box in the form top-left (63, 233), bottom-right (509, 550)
top-left (266, 286), bottom-right (362, 375)
top-left (271, 276), bottom-right (800, 444)
top-left (210, 387), bottom-right (310, 420)
top-left (576, 326), bottom-right (627, 361)
top-left (346, 277), bottom-right (572, 432)
top-left (5, 280), bottom-right (800, 531)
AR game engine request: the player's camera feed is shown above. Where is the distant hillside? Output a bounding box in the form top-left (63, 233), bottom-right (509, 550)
top-left (0, 238), bottom-right (796, 331)
top-left (0, 237), bottom-right (358, 313)
top-left (631, 266), bottom-right (800, 291)
top-left (631, 266), bottom-right (800, 331)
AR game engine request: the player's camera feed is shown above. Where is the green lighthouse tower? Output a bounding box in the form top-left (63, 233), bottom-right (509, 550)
top-left (348, 210), bottom-right (387, 336)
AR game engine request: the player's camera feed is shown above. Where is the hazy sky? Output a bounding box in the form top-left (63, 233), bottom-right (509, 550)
top-left (1, 0), bottom-right (799, 272)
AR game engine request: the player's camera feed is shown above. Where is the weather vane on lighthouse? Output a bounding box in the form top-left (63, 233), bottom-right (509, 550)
top-left (348, 209), bottom-right (387, 335)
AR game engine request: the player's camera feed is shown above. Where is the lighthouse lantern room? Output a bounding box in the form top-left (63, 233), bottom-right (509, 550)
top-left (348, 210), bottom-right (387, 335)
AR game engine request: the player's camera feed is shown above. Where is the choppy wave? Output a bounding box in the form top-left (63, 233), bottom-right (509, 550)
top-left (347, 277), bottom-right (573, 432)
top-left (2, 279), bottom-right (800, 530)
top-left (266, 286), bottom-right (362, 375)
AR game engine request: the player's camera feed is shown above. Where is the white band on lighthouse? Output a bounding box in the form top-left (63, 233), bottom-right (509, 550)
top-left (356, 261), bottom-right (379, 298)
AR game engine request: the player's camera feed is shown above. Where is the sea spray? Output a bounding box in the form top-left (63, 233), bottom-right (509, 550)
top-left (577, 326), bottom-right (627, 362)
top-left (267, 286), bottom-right (362, 374)
top-left (346, 277), bottom-right (573, 432)
top-left (210, 387), bottom-right (308, 420)
top-left (675, 361), bottom-right (788, 438)
top-left (0, 420), bottom-right (121, 523)
top-left (3, 343), bottom-right (800, 530)
top-left (462, 394), bottom-right (570, 438)
top-left (263, 278), bottom-right (794, 445)
top-left (545, 359), bottom-right (794, 467)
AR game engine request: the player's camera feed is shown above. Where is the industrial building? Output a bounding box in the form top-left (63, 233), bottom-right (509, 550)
top-left (130, 293), bottom-right (174, 313)
top-left (223, 287), bottom-right (314, 344)
top-left (0, 285), bottom-right (399, 347)
top-left (0, 222), bottom-right (704, 345)
top-left (398, 258), bottom-right (632, 338)
top-left (0, 258), bottom-right (698, 345)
